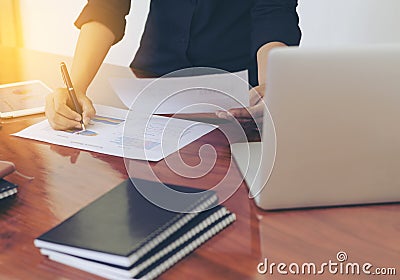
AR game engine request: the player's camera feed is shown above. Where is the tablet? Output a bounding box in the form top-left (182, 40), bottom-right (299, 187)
top-left (0, 179), bottom-right (18, 200)
top-left (0, 80), bottom-right (53, 118)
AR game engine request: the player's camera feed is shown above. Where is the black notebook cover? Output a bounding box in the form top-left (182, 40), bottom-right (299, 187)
top-left (35, 178), bottom-right (218, 267)
top-left (137, 211), bottom-right (236, 280)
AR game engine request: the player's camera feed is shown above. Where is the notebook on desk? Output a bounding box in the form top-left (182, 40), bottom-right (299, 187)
top-left (34, 178), bottom-right (235, 279)
top-left (0, 179), bottom-right (18, 200)
top-left (231, 45), bottom-right (400, 210)
top-left (0, 161), bottom-right (17, 200)
top-left (40, 205), bottom-right (235, 279)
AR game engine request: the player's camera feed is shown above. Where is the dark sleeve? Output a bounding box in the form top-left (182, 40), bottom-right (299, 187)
top-left (251, 0), bottom-right (301, 54)
top-left (74, 0), bottom-right (131, 44)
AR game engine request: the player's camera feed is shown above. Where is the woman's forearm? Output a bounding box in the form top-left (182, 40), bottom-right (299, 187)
top-left (257, 41), bottom-right (287, 86)
top-left (70, 21), bottom-right (115, 94)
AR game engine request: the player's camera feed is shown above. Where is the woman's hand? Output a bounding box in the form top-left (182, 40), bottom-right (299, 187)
top-left (215, 83), bottom-right (266, 124)
top-left (45, 88), bottom-right (96, 130)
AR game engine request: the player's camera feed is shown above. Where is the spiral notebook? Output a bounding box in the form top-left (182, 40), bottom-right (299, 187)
top-left (34, 178), bottom-right (220, 267)
top-left (0, 179), bottom-right (18, 200)
top-left (40, 206), bottom-right (235, 279)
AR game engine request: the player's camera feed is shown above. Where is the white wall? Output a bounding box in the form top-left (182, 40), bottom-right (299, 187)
top-left (19, 0), bottom-right (400, 66)
top-left (19, 0), bottom-right (150, 66)
top-left (19, 0), bottom-right (83, 58)
top-left (298, 0), bottom-right (400, 46)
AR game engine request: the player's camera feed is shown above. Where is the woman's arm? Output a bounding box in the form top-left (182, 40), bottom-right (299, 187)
top-left (45, 22), bottom-right (115, 130)
top-left (71, 21), bottom-right (115, 94)
top-left (217, 0), bottom-right (301, 121)
top-left (46, 0), bottom-right (131, 130)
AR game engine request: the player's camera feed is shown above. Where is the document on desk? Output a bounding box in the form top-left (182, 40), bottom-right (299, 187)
top-left (109, 70), bottom-right (249, 114)
top-left (13, 105), bottom-right (217, 161)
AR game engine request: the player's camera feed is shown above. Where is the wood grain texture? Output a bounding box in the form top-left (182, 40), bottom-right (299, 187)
top-left (1, 47), bottom-right (399, 280)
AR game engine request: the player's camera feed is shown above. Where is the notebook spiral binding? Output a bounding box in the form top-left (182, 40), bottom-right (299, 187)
top-left (0, 180), bottom-right (18, 200)
top-left (144, 213), bottom-right (236, 280)
top-left (133, 207), bottom-right (229, 276)
top-left (131, 193), bottom-right (219, 264)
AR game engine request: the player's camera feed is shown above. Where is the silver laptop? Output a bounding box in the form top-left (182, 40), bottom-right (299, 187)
top-left (231, 45), bottom-right (400, 210)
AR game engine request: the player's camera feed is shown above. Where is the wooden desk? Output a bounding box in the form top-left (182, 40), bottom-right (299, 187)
top-left (1, 47), bottom-right (399, 280)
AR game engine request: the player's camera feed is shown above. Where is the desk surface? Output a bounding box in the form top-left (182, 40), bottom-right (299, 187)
top-left (1, 47), bottom-right (399, 280)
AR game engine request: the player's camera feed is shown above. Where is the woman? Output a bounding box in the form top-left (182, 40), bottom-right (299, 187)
top-left (45, 0), bottom-right (301, 130)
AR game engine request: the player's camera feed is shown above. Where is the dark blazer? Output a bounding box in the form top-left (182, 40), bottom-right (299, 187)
top-left (75, 0), bottom-right (301, 86)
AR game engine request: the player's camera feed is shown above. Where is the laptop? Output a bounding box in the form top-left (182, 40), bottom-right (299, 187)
top-left (231, 45), bottom-right (400, 210)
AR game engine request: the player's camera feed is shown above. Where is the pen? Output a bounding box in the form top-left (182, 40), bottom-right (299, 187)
top-left (60, 62), bottom-right (86, 131)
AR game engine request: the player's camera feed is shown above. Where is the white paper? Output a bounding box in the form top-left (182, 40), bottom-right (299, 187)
top-left (13, 105), bottom-right (217, 161)
top-left (109, 70), bottom-right (249, 114)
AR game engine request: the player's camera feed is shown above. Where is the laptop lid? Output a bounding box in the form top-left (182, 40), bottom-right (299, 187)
top-left (232, 45), bottom-right (400, 210)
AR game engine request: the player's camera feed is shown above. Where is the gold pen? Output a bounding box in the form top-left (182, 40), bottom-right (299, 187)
top-left (60, 62), bottom-right (86, 131)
